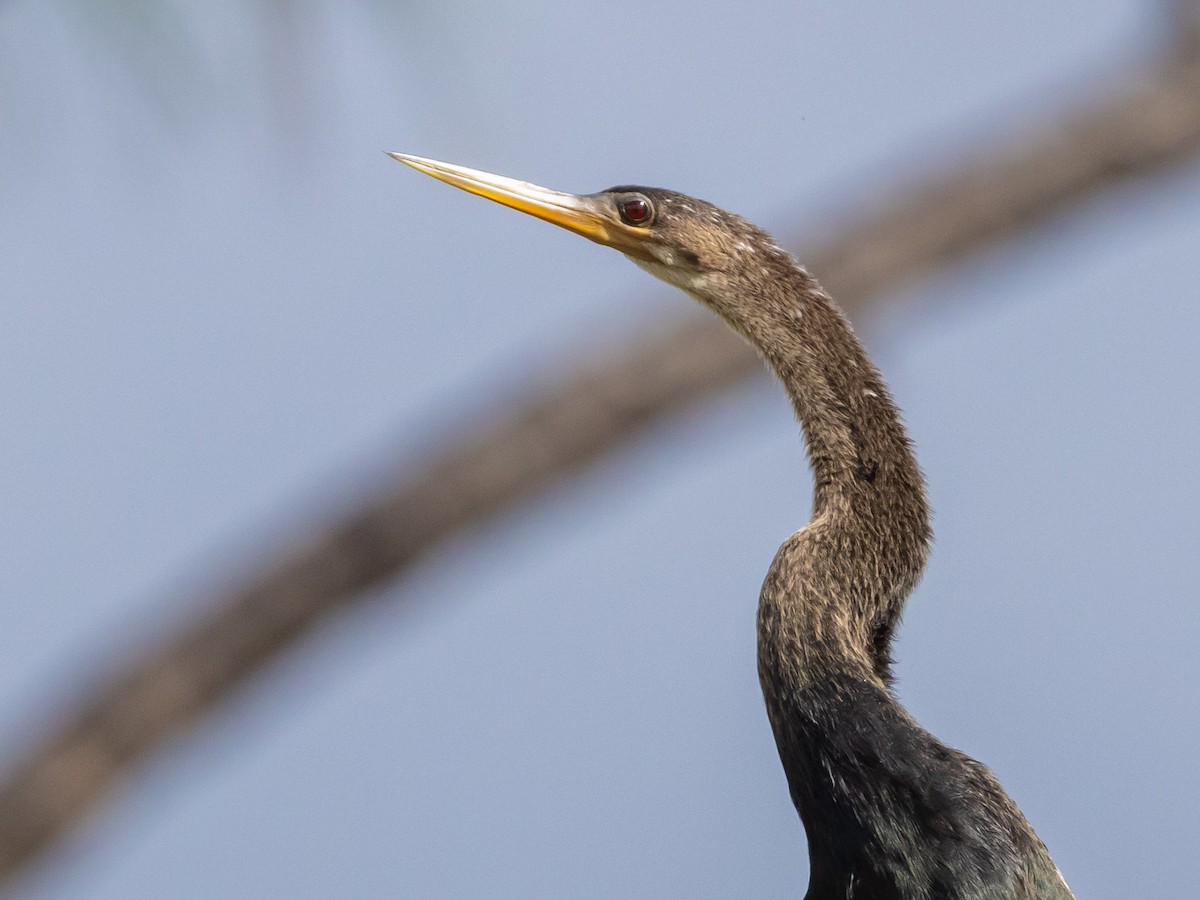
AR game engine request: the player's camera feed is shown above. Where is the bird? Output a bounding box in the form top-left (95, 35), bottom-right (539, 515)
top-left (388, 152), bottom-right (1074, 900)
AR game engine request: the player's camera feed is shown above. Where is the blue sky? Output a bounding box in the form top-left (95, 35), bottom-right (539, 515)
top-left (2, 2), bottom-right (1198, 897)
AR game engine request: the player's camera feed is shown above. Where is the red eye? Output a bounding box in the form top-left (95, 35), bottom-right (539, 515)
top-left (619, 197), bottom-right (652, 225)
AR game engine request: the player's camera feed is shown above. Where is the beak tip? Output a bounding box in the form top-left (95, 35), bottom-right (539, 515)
top-left (387, 152), bottom-right (445, 182)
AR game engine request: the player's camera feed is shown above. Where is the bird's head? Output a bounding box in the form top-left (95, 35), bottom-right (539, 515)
top-left (388, 154), bottom-right (792, 316)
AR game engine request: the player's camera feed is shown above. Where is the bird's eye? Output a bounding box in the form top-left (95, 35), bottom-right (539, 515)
top-left (618, 196), bottom-right (653, 226)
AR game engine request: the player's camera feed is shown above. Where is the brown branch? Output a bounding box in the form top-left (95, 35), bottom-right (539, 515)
top-left (4, 48), bottom-right (1200, 884)
top-left (1168, 0), bottom-right (1200, 56)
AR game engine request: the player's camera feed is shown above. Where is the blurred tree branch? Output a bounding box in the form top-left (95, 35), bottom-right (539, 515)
top-left (4, 32), bottom-right (1200, 887)
top-left (1170, 0), bottom-right (1200, 54)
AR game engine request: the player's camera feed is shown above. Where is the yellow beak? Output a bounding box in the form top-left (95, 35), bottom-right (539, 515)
top-left (387, 152), bottom-right (647, 257)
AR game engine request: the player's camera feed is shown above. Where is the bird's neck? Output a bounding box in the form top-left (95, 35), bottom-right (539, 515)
top-left (757, 268), bottom-right (924, 526)
top-left (695, 261), bottom-right (1068, 898)
top-left (739, 265), bottom-right (941, 886)
top-left (727, 263), bottom-right (931, 682)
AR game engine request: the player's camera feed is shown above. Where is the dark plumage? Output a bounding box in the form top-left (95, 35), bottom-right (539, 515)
top-left (390, 155), bottom-right (1074, 899)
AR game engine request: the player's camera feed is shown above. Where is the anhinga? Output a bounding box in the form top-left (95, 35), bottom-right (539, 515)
top-left (389, 153), bottom-right (1074, 900)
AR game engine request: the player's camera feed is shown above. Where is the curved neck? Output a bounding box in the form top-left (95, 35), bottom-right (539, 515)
top-left (744, 264), bottom-right (939, 883)
top-left (691, 257), bottom-right (1068, 898)
top-left (722, 262), bottom-right (931, 682)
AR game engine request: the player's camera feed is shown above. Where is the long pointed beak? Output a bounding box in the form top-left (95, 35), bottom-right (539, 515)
top-left (387, 152), bottom-right (636, 254)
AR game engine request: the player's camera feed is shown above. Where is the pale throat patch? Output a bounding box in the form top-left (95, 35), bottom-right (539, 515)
top-left (626, 250), bottom-right (716, 298)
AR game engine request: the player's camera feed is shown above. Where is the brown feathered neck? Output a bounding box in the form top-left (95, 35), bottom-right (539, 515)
top-left (676, 246), bottom-right (932, 687)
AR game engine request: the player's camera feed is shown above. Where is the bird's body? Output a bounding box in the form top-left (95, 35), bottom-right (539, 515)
top-left (391, 154), bottom-right (1073, 899)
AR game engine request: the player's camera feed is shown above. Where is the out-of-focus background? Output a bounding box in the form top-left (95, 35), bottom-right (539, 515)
top-left (2, 2), bottom-right (1198, 897)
